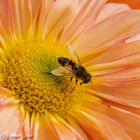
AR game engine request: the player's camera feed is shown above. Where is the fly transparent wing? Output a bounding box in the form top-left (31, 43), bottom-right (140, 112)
top-left (51, 67), bottom-right (74, 77)
top-left (51, 68), bottom-right (64, 76)
top-left (67, 43), bottom-right (81, 64)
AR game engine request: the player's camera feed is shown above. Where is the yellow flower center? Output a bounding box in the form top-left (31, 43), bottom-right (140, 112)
top-left (0, 40), bottom-right (82, 116)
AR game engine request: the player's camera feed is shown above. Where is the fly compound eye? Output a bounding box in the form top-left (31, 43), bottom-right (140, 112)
top-left (83, 74), bottom-right (92, 84)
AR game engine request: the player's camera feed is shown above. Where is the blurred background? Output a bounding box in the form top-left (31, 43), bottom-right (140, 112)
top-left (109, 0), bottom-right (140, 9)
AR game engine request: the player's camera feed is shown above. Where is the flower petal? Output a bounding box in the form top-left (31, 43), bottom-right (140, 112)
top-left (23, 112), bottom-right (39, 140)
top-left (0, 0), bottom-right (42, 42)
top-left (61, 0), bottom-right (106, 42)
top-left (37, 0), bottom-right (54, 39)
top-left (82, 99), bottom-right (140, 140)
top-left (0, 88), bottom-right (22, 136)
top-left (0, 87), bottom-right (17, 107)
top-left (44, 0), bottom-right (79, 40)
top-left (0, 0), bottom-right (14, 37)
top-left (73, 10), bottom-right (140, 59)
top-left (50, 114), bottom-right (83, 140)
top-left (83, 89), bottom-right (140, 115)
top-left (90, 82), bottom-right (140, 109)
top-left (38, 116), bottom-right (59, 140)
top-left (127, 33), bottom-right (140, 42)
top-left (67, 115), bottom-right (89, 140)
top-left (95, 3), bottom-right (130, 23)
top-left (70, 108), bottom-right (132, 140)
top-left (38, 114), bottom-right (83, 140)
top-left (84, 40), bottom-right (140, 66)
top-left (86, 41), bottom-right (140, 108)
top-left (90, 53), bottom-right (140, 82)
top-left (0, 104), bottom-right (22, 136)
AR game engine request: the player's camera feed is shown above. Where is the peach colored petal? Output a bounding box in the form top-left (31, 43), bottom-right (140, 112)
top-left (38, 116), bottom-right (59, 140)
top-left (126, 33), bottom-right (140, 42)
top-left (43, 0), bottom-right (79, 40)
top-left (95, 3), bottom-right (130, 23)
top-left (81, 100), bottom-right (140, 140)
top-left (19, 0), bottom-right (42, 40)
top-left (0, 1), bottom-right (14, 44)
top-left (70, 111), bottom-right (108, 140)
top-left (84, 40), bottom-right (140, 109)
top-left (100, 96), bottom-right (140, 116)
top-left (0, 0), bottom-right (42, 42)
top-left (22, 112), bottom-right (39, 140)
top-left (67, 115), bottom-right (89, 140)
top-left (38, 114), bottom-right (84, 140)
top-left (0, 105), bottom-right (22, 137)
top-left (84, 40), bottom-right (140, 66)
top-left (61, 0), bottom-right (106, 42)
top-left (70, 108), bottom-right (132, 140)
top-left (0, 87), bottom-right (11, 97)
top-left (72, 10), bottom-right (140, 59)
top-left (31, 113), bottom-right (40, 140)
top-left (88, 53), bottom-right (140, 86)
top-left (92, 69), bottom-right (140, 87)
top-left (89, 82), bottom-right (140, 109)
top-left (37, 0), bottom-right (54, 39)
top-left (0, 87), bottom-right (17, 107)
top-left (82, 92), bottom-right (140, 115)
top-left (0, 0), bottom-right (13, 36)
top-left (50, 114), bottom-right (83, 140)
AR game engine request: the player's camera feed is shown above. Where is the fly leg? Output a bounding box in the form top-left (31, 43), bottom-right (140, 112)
top-left (76, 79), bottom-right (78, 84)
top-left (61, 77), bottom-right (74, 93)
top-left (70, 84), bottom-right (77, 94)
top-left (70, 79), bottom-right (78, 94)
top-left (61, 83), bottom-right (70, 93)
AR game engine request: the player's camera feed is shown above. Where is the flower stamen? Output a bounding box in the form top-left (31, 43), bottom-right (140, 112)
top-left (0, 40), bottom-right (82, 117)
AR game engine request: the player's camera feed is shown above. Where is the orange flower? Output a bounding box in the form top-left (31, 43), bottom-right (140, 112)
top-left (0, 0), bottom-right (140, 140)
top-left (108, 0), bottom-right (140, 8)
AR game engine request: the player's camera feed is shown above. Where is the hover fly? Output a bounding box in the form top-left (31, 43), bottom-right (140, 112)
top-left (51, 44), bottom-right (92, 85)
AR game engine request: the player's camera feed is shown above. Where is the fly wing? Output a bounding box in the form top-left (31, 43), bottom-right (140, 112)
top-left (67, 43), bottom-right (81, 64)
top-left (51, 66), bottom-right (74, 77)
top-left (51, 68), bottom-right (64, 76)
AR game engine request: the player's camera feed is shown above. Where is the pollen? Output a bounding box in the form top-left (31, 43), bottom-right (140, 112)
top-left (0, 40), bottom-right (82, 116)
